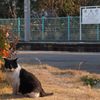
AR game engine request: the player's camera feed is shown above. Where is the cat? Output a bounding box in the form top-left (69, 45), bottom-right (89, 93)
top-left (3, 58), bottom-right (53, 98)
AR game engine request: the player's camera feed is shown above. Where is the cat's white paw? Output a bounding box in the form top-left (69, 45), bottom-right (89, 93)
top-left (25, 92), bottom-right (40, 98)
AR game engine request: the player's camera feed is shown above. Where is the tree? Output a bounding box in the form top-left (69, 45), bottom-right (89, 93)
top-left (0, 0), bottom-right (24, 18)
top-left (0, 0), bottom-right (100, 18)
top-left (16, 0), bottom-right (24, 18)
top-left (30, 0), bottom-right (100, 17)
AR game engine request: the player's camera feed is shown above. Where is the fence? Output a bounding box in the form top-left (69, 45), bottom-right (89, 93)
top-left (0, 16), bottom-right (100, 42)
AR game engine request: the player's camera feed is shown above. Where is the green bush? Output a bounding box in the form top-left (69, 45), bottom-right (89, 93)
top-left (81, 75), bottom-right (100, 87)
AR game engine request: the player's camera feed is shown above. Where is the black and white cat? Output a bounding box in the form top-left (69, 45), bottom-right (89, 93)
top-left (3, 58), bottom-right (53, 98)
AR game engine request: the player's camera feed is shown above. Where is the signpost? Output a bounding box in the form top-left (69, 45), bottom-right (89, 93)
top-left (80, 6), bottom-right (100, 41)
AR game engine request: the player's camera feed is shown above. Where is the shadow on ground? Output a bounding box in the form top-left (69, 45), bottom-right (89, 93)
top-left (0, 93), bottom-right (25, 100)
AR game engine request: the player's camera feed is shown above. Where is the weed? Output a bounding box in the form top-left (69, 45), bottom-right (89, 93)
top-left (81, 75), bottom-right (100, 87)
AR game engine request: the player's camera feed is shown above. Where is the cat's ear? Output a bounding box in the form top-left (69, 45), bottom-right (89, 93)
top-left (14, 58), bottom-right (18, 61)
top-left (3, 58), bottom-right (8, 61)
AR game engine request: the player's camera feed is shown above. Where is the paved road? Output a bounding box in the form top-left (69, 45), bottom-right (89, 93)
top-left (17, 51), bottom-right (100, 74)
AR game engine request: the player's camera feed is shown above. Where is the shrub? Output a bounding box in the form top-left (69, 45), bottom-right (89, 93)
top-left (0, 25), bottom-right (11, 82)
top-left (0, 24), bottom-right (19, 63)
top-left (0, 25), bottom-right (19, 82)
top-left (81, 75), bottom-right (100, 87)
top-left (0, 25), bottom-right (10, 60)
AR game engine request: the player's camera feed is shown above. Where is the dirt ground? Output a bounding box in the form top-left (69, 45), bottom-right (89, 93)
top-left (1, 64), bottom-right (100, 100)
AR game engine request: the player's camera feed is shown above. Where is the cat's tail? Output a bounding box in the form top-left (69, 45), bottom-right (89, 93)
top-left (40, 92), bottom-right (54, 97)
top-left (40, 88), bottom-right (53, 97)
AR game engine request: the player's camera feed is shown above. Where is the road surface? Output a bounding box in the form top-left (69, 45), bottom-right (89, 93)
top-left (17, 51), bottom-right (100, 74)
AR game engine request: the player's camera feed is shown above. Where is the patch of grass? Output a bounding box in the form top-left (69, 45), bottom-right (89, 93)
top-left (1, 64), bottom-right (100, 100)
top-left (0, 71), bottom-right (5, 82)
top-left (81, 75), bottom-right (100, 87)
top-left (0, 70), bottom-right (9, 88)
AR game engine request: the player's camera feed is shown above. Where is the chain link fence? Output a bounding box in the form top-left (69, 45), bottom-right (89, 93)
top-left (0, 17), bottom-right (100, 42)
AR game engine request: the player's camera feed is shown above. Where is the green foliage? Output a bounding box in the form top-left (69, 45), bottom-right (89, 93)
top-left (81, 75), bottom-right (100, 87)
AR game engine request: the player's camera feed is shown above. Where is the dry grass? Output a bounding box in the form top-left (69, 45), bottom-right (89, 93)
top-left (0, 64), bottom-right (100, 100)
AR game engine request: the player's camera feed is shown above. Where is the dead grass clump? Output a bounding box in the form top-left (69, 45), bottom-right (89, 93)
top-left (0, 71), bottom-right (5, 82)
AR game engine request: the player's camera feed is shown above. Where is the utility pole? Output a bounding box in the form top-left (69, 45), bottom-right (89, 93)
top-left (24, 0), bottom-right (31, 41)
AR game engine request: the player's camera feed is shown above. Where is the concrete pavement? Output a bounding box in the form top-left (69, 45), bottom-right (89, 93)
top-left (17, 51), bottom-right (100, 74)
